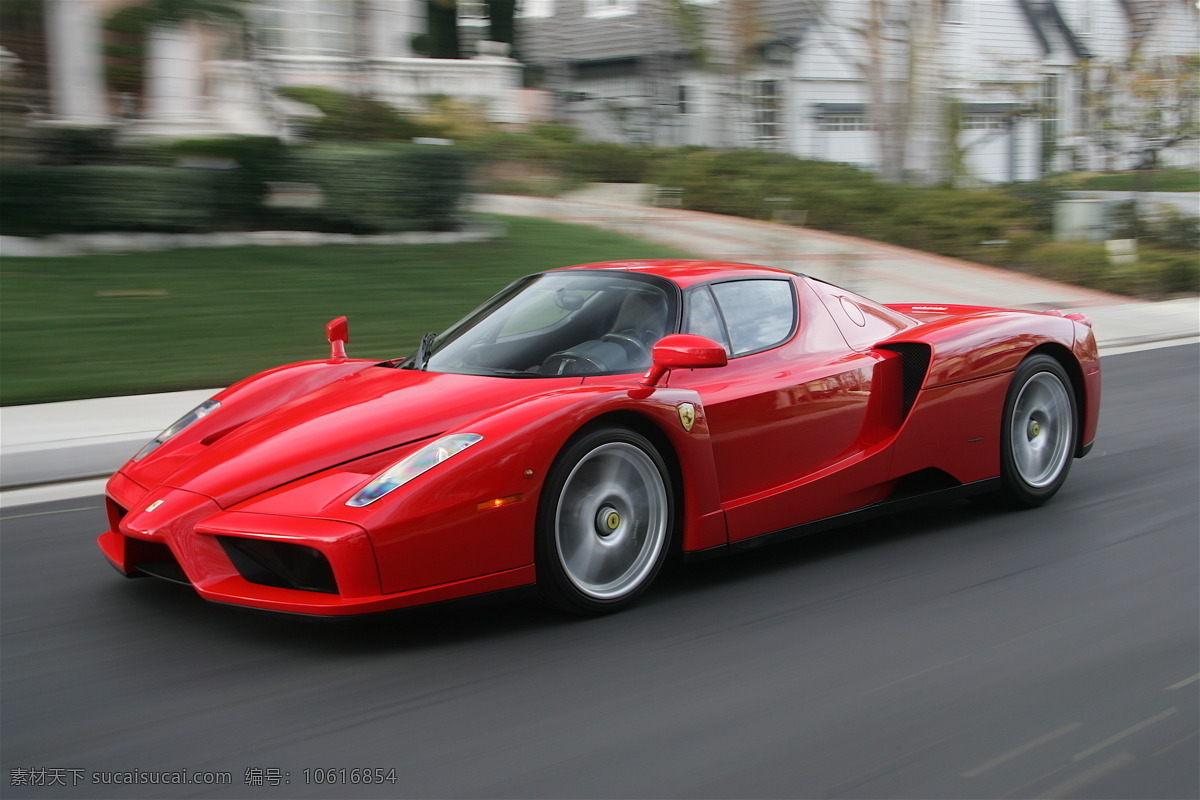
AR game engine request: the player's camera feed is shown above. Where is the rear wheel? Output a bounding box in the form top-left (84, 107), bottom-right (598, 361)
top-left (536, 427), bottom-right (672, 614)
top-left (997, 354), bottom-right (1077, 507)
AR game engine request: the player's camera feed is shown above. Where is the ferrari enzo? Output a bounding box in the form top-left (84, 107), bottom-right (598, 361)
top-left (99, 260), bottom-right (1100, 615)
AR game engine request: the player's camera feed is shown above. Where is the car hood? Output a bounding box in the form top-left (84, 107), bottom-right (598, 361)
top-left (158, 367), bottom-right (577, 507)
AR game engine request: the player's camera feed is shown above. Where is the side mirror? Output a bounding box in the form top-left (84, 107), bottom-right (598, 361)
top-left (640, 334), bottom-right (728, 387)
top-left (326, 316), bottom-right (349, 359)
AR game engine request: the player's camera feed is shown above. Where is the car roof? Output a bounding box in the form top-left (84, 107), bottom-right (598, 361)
top-left (554, 259), bottom-right (797, 289)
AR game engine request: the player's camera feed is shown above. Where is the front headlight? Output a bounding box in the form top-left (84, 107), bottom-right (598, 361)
top-left (346, 433), bottom-right (483, 507)
top-left (133, 399), bottom-right (220, 461)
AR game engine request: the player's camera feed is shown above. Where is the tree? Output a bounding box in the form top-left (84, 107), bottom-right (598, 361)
top-left (809, 0), bottom-right (946, 183)
top-left (1085, 53), bottom-right (1200, 170)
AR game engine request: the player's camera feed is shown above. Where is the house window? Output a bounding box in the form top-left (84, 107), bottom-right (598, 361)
top-left (752, 80), bottom-right (780, 143)
top-left (677, 85), bottom-right (688, 115)
top-left (943, 0), bottom-right (967, 24)
top-left (586, 0), bottom-right (636, 18)
top-left (458, 0), bottom-right (490, 27)
top-left (255, 0), bottom-right (354, 56)
top-left (1079, 0), bottom-right (1094, 35)
top-left (818, 114), bottom-right (872, 131)
top-left (961, 114), bottom-right (1008, 130)
top-left (519, 0), bottom-right (555, 18)
top-left (1041, 74), bottom-right (1060, 173)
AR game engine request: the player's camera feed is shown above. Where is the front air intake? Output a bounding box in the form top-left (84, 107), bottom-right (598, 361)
top-left (217, 537), bottom-right (338, 594)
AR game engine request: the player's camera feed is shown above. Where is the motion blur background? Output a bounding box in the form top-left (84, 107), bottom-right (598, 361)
top-left (1, 0), bottom-right (1197, 407)
top-left (1, 5), bottom-right (1198, 799)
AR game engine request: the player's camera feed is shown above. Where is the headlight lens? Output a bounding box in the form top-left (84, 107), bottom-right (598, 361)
top-left (133, 399), bottom-right (220, 461)
top-left (346, 433), bottom-right (483, 507)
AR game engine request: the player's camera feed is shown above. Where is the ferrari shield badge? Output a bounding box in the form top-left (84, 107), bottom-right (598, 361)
top-left (677, 403), bottom-right (697, 432)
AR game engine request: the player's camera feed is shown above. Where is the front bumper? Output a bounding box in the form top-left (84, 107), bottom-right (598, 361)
top-left (99, 474), bottom-right (534, 616)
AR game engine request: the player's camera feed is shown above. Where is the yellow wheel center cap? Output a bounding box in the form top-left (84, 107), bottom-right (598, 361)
top-left (606, 511), bottom-right (621, 530)
top-left (1030, 421), bottom-right (1041, 438)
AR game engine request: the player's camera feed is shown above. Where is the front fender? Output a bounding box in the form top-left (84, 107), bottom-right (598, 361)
top-left (234, 382), bottom-right (727, 595)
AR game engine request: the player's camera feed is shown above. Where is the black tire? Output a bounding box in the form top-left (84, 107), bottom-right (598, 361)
top-left (536, 426), bottom-right (673, 614)
top-left (996, 354), bottom-right (1077, 508)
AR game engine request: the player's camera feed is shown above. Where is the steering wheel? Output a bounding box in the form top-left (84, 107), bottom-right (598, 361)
top-left (601, 332), bottom-right (651, 364)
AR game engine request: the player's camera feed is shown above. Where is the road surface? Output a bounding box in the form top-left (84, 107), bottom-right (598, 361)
top-left (2, 345), bottom-right (1197, 799)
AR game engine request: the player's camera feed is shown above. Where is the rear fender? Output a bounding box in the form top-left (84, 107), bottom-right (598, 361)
top-left (879, 311), bottom-right (1078, 388)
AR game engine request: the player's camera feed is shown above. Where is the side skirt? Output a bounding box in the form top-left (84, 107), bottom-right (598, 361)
top-left (682, 477), bottom-right (1001, 562)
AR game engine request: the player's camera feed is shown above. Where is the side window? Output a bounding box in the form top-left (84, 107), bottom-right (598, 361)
top-left (710, 279), bottom-right (796, 356)
top-left (683, 286), bottom-right (731, 353)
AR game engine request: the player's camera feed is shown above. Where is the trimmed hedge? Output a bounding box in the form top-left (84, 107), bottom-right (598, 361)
top-left (288, 144), bottom-right (468, 233)
top-left (1, 166), bottom-right (219, 234)
top-left (0, 141), bottom-right (470, 236)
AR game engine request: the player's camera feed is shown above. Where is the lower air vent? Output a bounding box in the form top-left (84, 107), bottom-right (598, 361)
top-left (127, 538), bottom-right (191, 585)
top-left (217, 537), bottom-right (338, 594)
top-left (106, 498), bottom-right (128, 532)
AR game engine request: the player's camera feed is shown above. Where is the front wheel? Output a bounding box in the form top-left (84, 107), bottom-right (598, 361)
top-left (536, 427), bottom-right (673, 614)
top-left (996, 354), bottom-right (1077, 507)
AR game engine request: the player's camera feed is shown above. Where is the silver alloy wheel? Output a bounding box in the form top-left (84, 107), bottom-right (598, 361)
top-left (554, 441), bottom-right (669, 600)
top-left (1010, 371), bottom-right (1074, 489)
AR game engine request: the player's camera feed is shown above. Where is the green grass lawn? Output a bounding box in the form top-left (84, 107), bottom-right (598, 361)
top-left (0, 216), bottom-right (692, 405)
top-left (1069, 169), bottom-right (1200, 193)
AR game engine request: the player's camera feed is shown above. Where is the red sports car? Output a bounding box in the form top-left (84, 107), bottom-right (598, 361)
top-left (99, 260), bottom-right (1101, 615)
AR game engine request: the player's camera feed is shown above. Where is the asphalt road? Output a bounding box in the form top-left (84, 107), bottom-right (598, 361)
top-left (3, 345), bottom-right (1197, 800)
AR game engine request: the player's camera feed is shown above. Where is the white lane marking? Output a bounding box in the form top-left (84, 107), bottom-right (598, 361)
top-left (960, 722), bottom-right (1083, 778)
top-left (1152, 728), bottom-right (1198, 758)
top-left (0, 505), bottom-right (101, 521)
top-left (1037, 751), bottom-right (1136, 800)
top-left (1166, 673), bottom-right (1199, 691)
top-left (1072, 707), bottom-right (1177, 762)
top-left (862, 655), bottom-right (969, 696)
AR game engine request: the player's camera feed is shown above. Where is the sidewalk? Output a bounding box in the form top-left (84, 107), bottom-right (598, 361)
top-left (3, 189), bottom-right (1197, 498)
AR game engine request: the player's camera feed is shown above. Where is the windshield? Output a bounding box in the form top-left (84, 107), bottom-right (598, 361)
top-left (414, 271), bottom-right (679, 377)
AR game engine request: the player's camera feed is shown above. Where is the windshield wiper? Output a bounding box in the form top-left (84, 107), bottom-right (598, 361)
top-left (405, 331), bottom-right (437, 371)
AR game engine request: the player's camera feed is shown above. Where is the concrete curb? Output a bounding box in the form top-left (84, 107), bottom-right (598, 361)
top-left (0, 218), bottom-right (504, 258)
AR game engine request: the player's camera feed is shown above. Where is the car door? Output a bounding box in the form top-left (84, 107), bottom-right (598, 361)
top-left (668, 277), bottom-right (893, 542)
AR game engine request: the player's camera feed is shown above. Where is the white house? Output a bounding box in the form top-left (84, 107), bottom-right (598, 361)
top-left (41, 0), bottom-right (529, 141)
top-left (518, 0), bottom-right (1200, 182)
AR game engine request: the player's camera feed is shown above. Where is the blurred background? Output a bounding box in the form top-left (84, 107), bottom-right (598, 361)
top-left (1, 0), bottom-right (1197, 405)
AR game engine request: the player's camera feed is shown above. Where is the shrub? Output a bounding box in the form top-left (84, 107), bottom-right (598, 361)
top-left (275, 86), bottom-right (428, 142)
top-left (0, 166), bottom-right (218, 235)
top-left (567, 141), bottom-right (658, 183)
top-left (0, 143), bottom-right (469, 236)
top-left (289, 144), bottom-right (468, 232)
top-left (148, 136), bottom-right (291, 229)
top-left (1142, 205), bottom-right (1200, 251)
top-left (648, 149), bottom-right (1033, 259)
top-left (1139, 248), bottom-right (1200, 296)
top-left (1073, 169), bottom-right (1200, 193)
top-left (35, 126), bottom-right (120, 165)
top-left (1017, 241), bottom-right (1199, 298)
top-left (1001, 181), bottom-right (1066, 232)
top-left (1019, 241), bottom-right (1117, 291)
